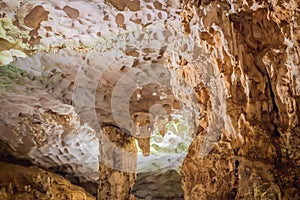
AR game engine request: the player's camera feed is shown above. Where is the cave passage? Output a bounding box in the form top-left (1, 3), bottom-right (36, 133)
top-left (132, 113), bottom-right (193, 199)
top-left (1, 0), bottom-right (299, 199)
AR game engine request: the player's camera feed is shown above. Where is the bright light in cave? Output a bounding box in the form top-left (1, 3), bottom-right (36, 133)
top-left (136, 112), bottom-right (193, 173)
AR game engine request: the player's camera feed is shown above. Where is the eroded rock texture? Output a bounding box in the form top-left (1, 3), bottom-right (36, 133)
top-left (0, 0), bottom-right (186, 198)
top-left (0, 161), bottom-right (95, 200)
top-left (179, 0), bottom-right (300, 199)
top-left (98, 126), bottom-right (137, 200)
top-left (0, 0), bottom-right (299, 199)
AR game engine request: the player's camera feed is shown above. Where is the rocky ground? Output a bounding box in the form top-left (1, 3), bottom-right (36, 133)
top-left (0, 161), bottom-right (95, 200)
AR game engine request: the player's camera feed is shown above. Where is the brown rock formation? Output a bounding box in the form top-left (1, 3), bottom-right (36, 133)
top-left (0, 0), bottom-right (299, 199)
top-left (98, 126), bottom-right (137, 200)
top-left (0, 161), bottom-right (95, 200)
top-left (179, 0), bottom-right (300, 199)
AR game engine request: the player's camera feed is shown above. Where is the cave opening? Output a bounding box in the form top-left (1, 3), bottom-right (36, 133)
top-left (86, 33), bottom-right (198, 199)
top-left (132, 112), bottom-right (193, 200)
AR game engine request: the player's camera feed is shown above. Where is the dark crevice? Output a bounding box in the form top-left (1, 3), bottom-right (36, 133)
top-left (265, 73), bottom-right (279, 125)
top-left (0, 153), bottom-right (33, 167)
top-left (0, 140), bottom-right (34, 167)
top-left (235, 160), bottom-right (239, 173)
top-left (265, 73), bottom-right (281, 158)
top-left (265, 70), bottom-right (290, 196)
top-left (231, 158), bottom-right (239, 199)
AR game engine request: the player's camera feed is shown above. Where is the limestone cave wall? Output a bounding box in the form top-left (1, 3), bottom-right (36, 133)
top-left (0, 161), bottom-right (95, 199)
top-left (179, 0), bottom-right (300, 199)
top-left (0, 0), bottom-right (299, 199)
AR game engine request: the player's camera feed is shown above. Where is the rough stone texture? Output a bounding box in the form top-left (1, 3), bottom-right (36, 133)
top-left (0, 60), bottom-right (100, 184)
top-left (178, 0), bottom-right (300, 199)
top-left (0, 0), bottom-right (299, 199)
top-left (0, 0), bottom-right (183, 189)
top-left (98, 126), bottom-right (137, 200)
top-left (0, 161), bottom-right (95, 200)
top-left (133, 169), bottom-right (183, 200)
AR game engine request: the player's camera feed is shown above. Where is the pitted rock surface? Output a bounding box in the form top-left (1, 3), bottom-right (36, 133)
top-left (0, 0), bottom-right (185, 184)
top-left (178, 0), bottom-right (300, 199)
top-left (0, 0), bottom-right (299, 199)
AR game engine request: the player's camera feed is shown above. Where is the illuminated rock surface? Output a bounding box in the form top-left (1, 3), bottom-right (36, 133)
top-left (0, 0), bottom-right (299, 199)
top-left (179, 0), bottom-right (300, 199)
